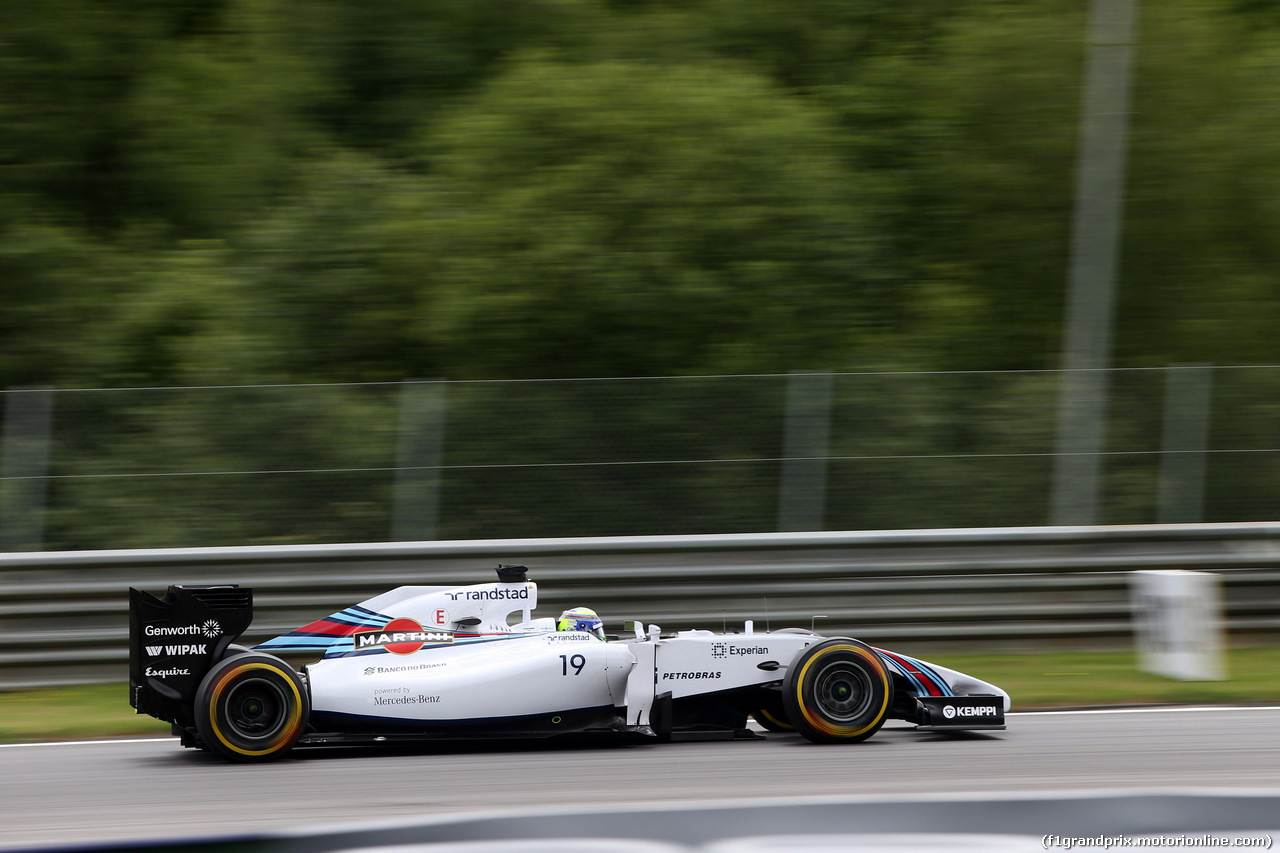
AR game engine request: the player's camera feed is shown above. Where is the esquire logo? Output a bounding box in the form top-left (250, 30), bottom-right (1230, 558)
top-left (353, 618), bottom-right (453, 655)
top-left (942, 704), bottom-right (998, 719)
top-left (144, 666), bottom-right (190, 678)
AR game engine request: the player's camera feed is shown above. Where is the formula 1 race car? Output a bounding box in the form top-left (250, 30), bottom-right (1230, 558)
top-left (129, 565), bottom-right (1009, 762)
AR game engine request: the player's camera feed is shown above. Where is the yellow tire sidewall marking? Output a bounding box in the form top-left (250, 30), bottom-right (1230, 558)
top-left (760, 708), bottom-right (794, 730)
top-left (794, 644), bottom-right (889, 738)
top-left (208, 662), bottom-right (304, 757)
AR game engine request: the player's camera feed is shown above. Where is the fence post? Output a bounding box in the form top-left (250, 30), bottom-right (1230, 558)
top-left (0, 387), bottom-right (54, 552)
top-left (778, 371), bottom-right (832, 532)
top-left (1157, 364), bottom-right (1212, 524)
top-left (1051, 0), bottom-right (1139, 526)
top-left (391, 380), bottom-right (446, 541)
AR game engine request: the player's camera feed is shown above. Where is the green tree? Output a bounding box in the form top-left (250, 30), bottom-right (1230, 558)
top-left (413, 57), bottom-right (888, 378)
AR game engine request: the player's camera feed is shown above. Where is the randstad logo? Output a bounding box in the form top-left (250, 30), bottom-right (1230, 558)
top-left (445, 587), bottom-right (529, 602)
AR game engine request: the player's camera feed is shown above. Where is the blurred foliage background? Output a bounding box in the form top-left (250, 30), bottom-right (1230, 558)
top-left (3, 0), bottom-right (1280, 547)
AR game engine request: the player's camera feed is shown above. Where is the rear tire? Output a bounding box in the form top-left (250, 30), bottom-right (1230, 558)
top-left (194, 652), bottom-right (308, 762)
top-left (752, 691), bottom-right (794, 732)
top-left (782, 638), bottom-right (892, 744)
top-left (752, 707), bottom-right (794, 732)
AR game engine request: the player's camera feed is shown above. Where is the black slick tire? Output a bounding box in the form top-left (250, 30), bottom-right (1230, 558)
top-left (752, 692), bottom-right (794, 732)
top-left (194, 652), bottom-right (309, 762)
top-left (782, 638), bottom-right (893, 744)
top-left (752, 707), bottom-right (794, 732)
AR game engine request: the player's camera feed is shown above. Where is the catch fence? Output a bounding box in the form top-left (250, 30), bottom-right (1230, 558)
top-left (5, 367), bottom-right (1280, 551)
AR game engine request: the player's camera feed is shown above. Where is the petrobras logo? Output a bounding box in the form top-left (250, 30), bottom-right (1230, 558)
top-left (353, 618), bottom-right (453, 655)
top-left (445, 587), bottom-right (530, 602)
top-left (144, 644), bottom-right (207, 657)
top-left (144, 619), bottom-right (221, 639)
top-left (942, 704), bottom-right (998, 719)
top-left (144, 666), bottom-right (191, 678)
top-left (662, 671), bottom-right (722, 680)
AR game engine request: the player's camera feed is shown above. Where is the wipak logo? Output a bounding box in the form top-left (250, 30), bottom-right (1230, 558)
top-left (145, 644), bottom-right (207, 657)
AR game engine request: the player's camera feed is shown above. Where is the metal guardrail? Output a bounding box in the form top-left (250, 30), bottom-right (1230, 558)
top-left (2, 523), bottom-right (1280, 689)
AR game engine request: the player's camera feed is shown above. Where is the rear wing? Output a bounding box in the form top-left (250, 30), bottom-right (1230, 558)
top-left (128, 585), bottom-right (253, 726)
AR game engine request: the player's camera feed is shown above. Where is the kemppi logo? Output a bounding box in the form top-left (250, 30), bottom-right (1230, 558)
top-left (943, 704), bottom-right (997, 719)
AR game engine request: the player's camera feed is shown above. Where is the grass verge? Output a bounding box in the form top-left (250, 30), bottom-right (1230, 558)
top-left (2, 646), bottom-right (1278, 743)
top-left (927, 645), bottom-right (1280, 708)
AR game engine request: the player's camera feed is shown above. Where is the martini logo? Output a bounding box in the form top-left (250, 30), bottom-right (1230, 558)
top-left (353, 618), bottom-right (453, 655)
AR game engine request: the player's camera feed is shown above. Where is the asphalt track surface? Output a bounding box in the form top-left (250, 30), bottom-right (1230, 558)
top-left (2, 707), bottom-right (1279, 850)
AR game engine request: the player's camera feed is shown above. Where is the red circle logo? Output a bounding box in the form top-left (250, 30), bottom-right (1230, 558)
top-left (383, 617), bottom-right (428, 655)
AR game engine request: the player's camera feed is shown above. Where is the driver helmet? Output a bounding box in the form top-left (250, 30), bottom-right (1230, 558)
top-left (557, 607), bottom-right (604, 639)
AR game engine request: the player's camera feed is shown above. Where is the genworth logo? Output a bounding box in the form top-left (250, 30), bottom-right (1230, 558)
top-left (144, 619), bottom-right (221, 638)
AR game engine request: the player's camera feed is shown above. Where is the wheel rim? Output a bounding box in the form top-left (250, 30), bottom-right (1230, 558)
top-left (812, 660), bottom-right (873, 722)
top-left (223, 677), bottom-right (289, 744)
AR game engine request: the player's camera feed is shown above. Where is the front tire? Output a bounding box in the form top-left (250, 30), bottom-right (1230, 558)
top-left (194, 652), bottom-right (309, 762)
top-left (782, 638), bottom-right (892, 744)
